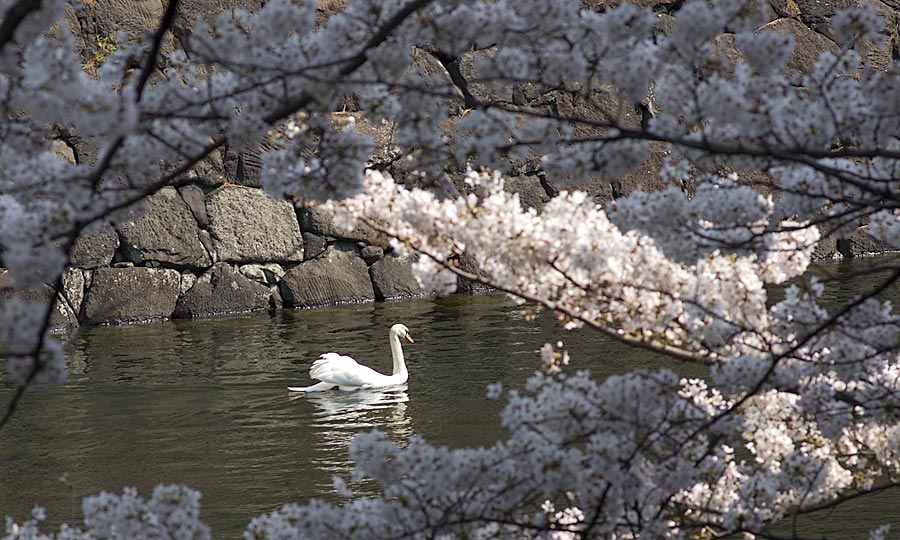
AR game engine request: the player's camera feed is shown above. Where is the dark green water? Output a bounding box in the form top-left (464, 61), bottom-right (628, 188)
top-left (1, 294), bottom-right (676, 537)
top-left (1, 259), bottom-right (898, 538)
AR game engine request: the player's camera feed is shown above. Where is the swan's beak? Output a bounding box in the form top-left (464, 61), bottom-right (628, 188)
top-left (405, 332), bottom-right (414, 343)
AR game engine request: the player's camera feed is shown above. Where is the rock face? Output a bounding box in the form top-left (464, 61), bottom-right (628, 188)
top-left (206, 187), bottom-right (304, 263)
top-left (61, 269), bottom-right (86, 316)
top-left (456, 252), bottom-right (493, 294)
top-left (503, 176), bottom-right (551, 211)
top-left (172, 0), bottom-right (264, 39)
top-left (793, 0), bottom-right (863, 39)
top-left (299, 205), bottom-right (382, 244)
top-left (178, 184), bottom-right (210, 228)
top-left (812, 233), bottom-right (838, 261)
top-left (81, 267), bottom-right (181, 324)
top-left (280, 244), bottom-right (374, 308)
top-left (765, 18), bottom-right (838, 77)
top-left (66, 0), bottom-right (166, 52)
top-left (0, 271), bottom-right (77, 328)
top-left (369, 255), bottom-right (427, 300)
top-left (837, 228), bottom-right (887, 258)
top-left (174, 263), bottom-right (272, 318)
top-left (118, 187), bottom-right (212, 269)
top-left (70, 226), bottom-right (119, 269)
top-left (302, 232), bottom-right (328, 260)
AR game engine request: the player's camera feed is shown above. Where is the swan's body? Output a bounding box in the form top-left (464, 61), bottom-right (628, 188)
top-left (288, 324), bottom-right (414, 392)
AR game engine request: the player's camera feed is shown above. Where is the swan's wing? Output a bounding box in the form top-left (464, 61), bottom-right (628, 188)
top-left (287, 381), bottom-right (336, 392)
top-left (309, 353), bottom-right (358, 379)
top-left (309, 352), bottom-right (386, 387)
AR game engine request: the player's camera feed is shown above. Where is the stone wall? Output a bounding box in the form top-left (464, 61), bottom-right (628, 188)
top-left (47, 180), bottom-right (430, 325)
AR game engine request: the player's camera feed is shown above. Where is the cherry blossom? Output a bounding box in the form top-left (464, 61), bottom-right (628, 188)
top-left (3, 0), bottom-right (900, 538)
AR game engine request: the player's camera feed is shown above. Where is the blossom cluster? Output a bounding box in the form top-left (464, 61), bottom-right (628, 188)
top-left (325, 168), bottom-right (900, 536)
top-left (4, 485), bottom-right (208, 540)
top-left (3, 0), bottom-right (900, 538)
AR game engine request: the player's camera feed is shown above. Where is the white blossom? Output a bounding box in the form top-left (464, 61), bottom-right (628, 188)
top-left (2, 0), bottom-right (900, 539)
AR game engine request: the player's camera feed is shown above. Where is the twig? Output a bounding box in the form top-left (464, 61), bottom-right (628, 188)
top-left (0, 0), bottom-right (41, 51)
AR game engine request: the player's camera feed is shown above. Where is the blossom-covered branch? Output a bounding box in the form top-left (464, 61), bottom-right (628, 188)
top-left (3, 0), bottom-right (900, 538)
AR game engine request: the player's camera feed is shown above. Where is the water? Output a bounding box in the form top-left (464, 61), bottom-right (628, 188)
top-left (1, 294), bottom-right (669, 537)
top-left (1, 259), bottom-right (898, 538)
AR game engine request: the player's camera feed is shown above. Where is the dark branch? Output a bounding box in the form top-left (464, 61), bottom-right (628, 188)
top-left (0, 0), bottom-right (41, 51)
top-left (134, 0), bottom-right (180, 100)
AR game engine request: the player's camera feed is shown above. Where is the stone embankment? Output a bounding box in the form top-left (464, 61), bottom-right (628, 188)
top-left (1, 170), bottom-right (880, 329)
top-left (20, 182), bottom-right (431, 326)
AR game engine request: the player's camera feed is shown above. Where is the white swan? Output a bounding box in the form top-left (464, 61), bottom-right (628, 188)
top-left (287, 323), bottom-right (415, 392)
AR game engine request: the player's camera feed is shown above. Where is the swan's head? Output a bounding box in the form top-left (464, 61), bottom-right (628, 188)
top-left (391, 323), bottom-right (414, 343)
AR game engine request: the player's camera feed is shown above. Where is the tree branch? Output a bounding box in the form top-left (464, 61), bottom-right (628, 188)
top-left (134, 0), bottom-right (180, 100)
top-left (0, 0), bottom-right (41, 51)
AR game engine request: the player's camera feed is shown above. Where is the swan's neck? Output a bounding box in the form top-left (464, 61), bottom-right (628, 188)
top-left (389, 331), bottom-right (407, 377)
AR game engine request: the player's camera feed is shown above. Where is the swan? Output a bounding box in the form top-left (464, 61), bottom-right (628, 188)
top-left (287, 323), bottom-right (414, 392)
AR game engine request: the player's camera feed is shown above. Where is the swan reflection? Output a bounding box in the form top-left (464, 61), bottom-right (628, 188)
top-left (292, 385), bottom-right (412, 480)
top-left (301, 385), bottom-right (409, 423)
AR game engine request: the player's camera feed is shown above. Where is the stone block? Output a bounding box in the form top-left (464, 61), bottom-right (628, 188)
top-left (280, 244), bottom-right (374, 308)
top-left (369, 254), bottom-right (427, 300)
top-left (61, 269), bottom-right (86, 316)
top-left (118, 187), bottom-right (212, 269)
top-left (174, 263), bottom-right (272, 318)
top-left (299, 205), bottom-right (382, 244)
top-left (206, 187), bottom-right (304, 263)
top-left (239, 263), bottom-right (285, 285)
top-left (361, 245), bottom-right (384, 264)
top-left (302, 232), bottom-right (327, 260)
top-left (837, 228), bottom-right (891, 258)
top-left (765, 18), bottom-right (838, 77)
top-left (81, 267), bottom-right (180, 324)
top-left (70, 226), bottom-right (118, 269)
top-left (178, 184), bottom-right (210, 228)
top-left (503, 176), bottom-right (551, 211)
top-left (0, 270), bottom-right (78, 329)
